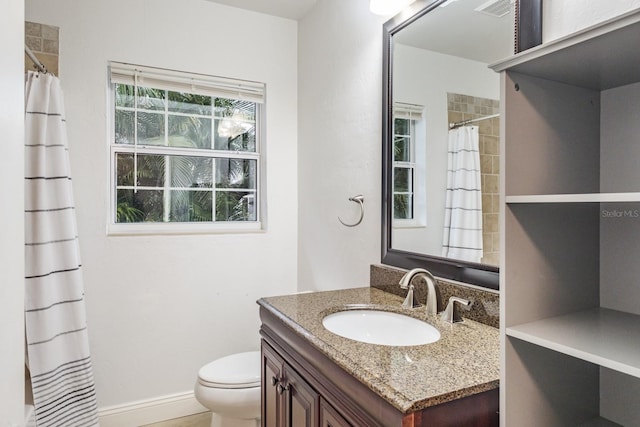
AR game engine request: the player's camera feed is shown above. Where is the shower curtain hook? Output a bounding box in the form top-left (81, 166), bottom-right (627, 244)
top-left (338, 195), bottom-right (365, 227)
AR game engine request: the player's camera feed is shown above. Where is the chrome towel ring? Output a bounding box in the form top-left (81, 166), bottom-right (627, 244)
top-left (338, 195), bottom-right (364, 227)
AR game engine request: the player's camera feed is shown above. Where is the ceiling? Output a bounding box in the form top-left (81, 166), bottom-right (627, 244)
top-left (205, 0), bottom-right (318, 20)
top-left (394, 0), bottom-right (514, 64)
top-left (203, 0), bottom-right (513, 64)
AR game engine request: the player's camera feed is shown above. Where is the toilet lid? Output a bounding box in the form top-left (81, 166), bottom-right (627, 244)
top-left (198, 351), bottom-right (261, 389)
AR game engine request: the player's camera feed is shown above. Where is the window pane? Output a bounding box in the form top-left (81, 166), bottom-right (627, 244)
top-left (394, 167), bottom-right (411, 192)
top-left (116, 153), bottom-right (135, 186)
top-left (394, 194), bottom-right (412, 219)
top-left (169, 189), bottom-right (213, 222)
top-left (115, 110), bottom-right (135, 144)
top-left (115, 84), bottom-right (135, 108)
top-left (137, 86), bottom-right (165, 111)
top-left (214, 99), bottom-right (257, 152)
top-left (214, 120), bottom-right (256, 152)
top-left (394, 136), bottom-right (410, 162)
top-left (168, 91), bottom-right (212, 115)
top-left (116, 189), bottom-right (145, 223)
top-left (170, 156), bottom-right (213, 188)
top-left (116, 189), bottom-right (164, 223)
top-left (136, 154), bottom-right (166, 187)
top-left (168, 115), bottom-right (212, 149)
top-left (216, 191), bottom-right (256, 221)
top-left (216, 158), bottom-right (256, 189)
top-left (394, 118), bottom-right (409, 135)
top-left (137, 112), bottom-right (165, 145)
top-left (215, 99), bottom-right (256, 121)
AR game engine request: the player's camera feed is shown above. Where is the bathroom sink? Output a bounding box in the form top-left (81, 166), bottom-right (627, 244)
top-left (322, 309), bottom-right (440, 346)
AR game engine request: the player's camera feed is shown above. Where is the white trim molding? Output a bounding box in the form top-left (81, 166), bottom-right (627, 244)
top-left (98, 391), bottom-right (208, 427)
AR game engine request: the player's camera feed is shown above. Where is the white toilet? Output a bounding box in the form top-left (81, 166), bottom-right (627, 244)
top-left (194, 351), bottom-right (261, 427)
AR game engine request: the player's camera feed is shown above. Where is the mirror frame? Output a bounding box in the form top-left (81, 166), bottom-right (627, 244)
top-left (381, 0), bottom-right (541, 290)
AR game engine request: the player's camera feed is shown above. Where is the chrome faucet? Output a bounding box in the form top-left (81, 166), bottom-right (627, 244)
top-left (441, 296), bottom-right (471, 323)
top-left (398, 268), bottom-right (438, 315)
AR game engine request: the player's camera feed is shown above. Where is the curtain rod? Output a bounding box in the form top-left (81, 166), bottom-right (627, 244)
top-left (449, 113), bottom-right (500, 130)
top-left (25, 45), bottom-right (48, 74)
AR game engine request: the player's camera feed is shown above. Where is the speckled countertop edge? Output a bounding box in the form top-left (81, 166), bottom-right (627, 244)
top-left (258, 287), bottom-right (499, 414)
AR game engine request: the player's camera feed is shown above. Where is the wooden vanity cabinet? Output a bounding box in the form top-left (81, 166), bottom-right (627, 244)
top-left (260, 307), bottom-right (499, 427)
top-left (262, 340), bottom-right (319, 427)
top-left (319, 398), bottom-right (351, 427)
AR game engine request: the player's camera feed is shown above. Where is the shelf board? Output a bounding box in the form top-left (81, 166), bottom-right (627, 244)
top-left (491, 10), bottom-right (640, 90)
top-left (506, 308), bottom-right (640, 379)
top-left (506, 193), bottom-right (640, 204)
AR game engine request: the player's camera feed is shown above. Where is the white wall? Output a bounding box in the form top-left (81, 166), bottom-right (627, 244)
top-left (25, 0), bottom-right (298, 410)
top-left (297, 0), bottom-right (386, 292)
top-left (543, 0), bottom-right (640, 42)
top-left (392, 44), bottom-right (499, 254)
top-left (0, 0), bottom-right (25, 424)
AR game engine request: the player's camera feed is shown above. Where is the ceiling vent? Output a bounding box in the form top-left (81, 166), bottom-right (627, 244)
top-left (474, 0), bottom-right (512, 18)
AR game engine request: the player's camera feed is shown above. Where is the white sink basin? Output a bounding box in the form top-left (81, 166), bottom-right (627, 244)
top-left (322, 309), bottom-right (440, 346)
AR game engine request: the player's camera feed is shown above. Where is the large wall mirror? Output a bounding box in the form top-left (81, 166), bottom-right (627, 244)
top-left (381, 0), bottom-right (519, 290)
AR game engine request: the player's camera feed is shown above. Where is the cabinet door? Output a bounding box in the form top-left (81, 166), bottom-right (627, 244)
top-left (262, 343), bottom-right (285, 427)
top-left (319, 398), bottom-right (351, 427)
top-left (284, 364), bottom-right (319, 427)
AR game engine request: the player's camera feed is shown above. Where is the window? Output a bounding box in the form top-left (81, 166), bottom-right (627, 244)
top-left (109, 62), bottom-right (265, 234)
top-left (392, 103), bottom-right (423, 221)
top-left (393, 116), bottom-right (414, 219)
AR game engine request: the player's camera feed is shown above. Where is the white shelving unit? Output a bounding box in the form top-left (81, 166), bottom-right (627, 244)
top-left (492, 9), bottom-right (640, 427)
top-left (506, 308), bottom-right (640, 378)
top-left (506, 193), bottom-right (640, 204)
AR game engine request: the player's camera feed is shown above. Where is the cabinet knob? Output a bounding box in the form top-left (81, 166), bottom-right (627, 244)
top-left (276, 382), bottom-right (290, 395)
top-left (271, 376), bottom-right (279, 386)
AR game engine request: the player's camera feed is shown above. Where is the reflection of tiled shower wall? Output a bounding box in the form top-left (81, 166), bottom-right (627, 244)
top-left (447, 93), bottom-right (500, 266)
top-left (25, 21), bottom-right (60, 75)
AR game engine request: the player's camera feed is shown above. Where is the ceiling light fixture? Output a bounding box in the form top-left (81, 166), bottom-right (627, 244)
top-left (369, 0), bottom-right (416, 16)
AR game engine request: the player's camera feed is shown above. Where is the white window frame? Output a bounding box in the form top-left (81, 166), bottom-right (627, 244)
top-left (393, 102), bottom-right (426, 229)
top-left (107, 62), bottom-right (267, 235)
top-left (393, 118), bottom-right (416, 219)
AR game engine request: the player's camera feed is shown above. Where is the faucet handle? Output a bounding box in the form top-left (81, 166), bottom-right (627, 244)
top-left (440, 297), bottom-right (471, 323)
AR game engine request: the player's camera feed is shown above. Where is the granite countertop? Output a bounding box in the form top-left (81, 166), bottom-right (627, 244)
top-left (257, 287), bottom-right (499, 414)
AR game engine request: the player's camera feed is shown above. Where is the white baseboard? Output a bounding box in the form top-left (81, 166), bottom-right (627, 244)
top-left (98, 391), bottom-right (208, 427)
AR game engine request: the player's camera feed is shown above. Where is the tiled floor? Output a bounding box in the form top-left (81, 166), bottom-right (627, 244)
top-left (141, 411), bottom-right (211, 427)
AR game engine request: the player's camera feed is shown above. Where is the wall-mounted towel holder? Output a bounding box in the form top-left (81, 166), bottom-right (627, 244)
top-left (338, 195), bottom-right (364, 227)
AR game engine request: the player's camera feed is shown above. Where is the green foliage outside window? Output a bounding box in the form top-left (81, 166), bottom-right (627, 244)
top-left (392, 117), bottom-right (414, 220)
top-left (114, 84), bottom-right (258, 224)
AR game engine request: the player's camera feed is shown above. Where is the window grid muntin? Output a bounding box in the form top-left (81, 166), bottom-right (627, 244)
top-left (392, 118), bottom-right (416, 220)
top-left (111, 81), bottom-right (262, 227)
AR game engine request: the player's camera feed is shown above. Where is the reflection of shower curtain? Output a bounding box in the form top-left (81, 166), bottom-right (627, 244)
top-left (442, 126), bottom-right (483, 263)
top-left (24, 71), bottom-right (99, 427)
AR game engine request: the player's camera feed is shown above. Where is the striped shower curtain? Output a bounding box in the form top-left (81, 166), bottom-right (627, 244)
top-left (442, 125), bottom-right (483, 263)
top-left (24, 71), bottom-right (99, 427)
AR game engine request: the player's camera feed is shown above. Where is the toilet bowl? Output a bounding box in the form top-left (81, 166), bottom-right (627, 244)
top-left (194, 351), bottom-right (261, 427)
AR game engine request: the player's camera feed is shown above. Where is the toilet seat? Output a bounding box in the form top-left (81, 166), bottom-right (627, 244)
top-left (198, 351), bottom-right (261, 389)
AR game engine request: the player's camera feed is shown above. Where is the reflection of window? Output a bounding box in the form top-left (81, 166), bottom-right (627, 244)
top-left (392, 103), bottom-right (423, 220)
top-left (109, 62), bottom-right (265, 234)
top-left (393, 117), bottom-right (414, 219)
